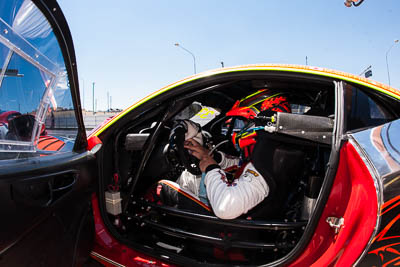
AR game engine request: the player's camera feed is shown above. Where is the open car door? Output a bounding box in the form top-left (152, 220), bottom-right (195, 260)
top-left (0, 0), bottom-right (96, 266)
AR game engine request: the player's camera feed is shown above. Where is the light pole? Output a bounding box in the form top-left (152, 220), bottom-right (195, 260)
top-left (174, 43), bottom-right (196, 74)
top-left (107, 91), bottom-right (109, 111)
top-left (386, 39), bottom-right (399, 86)
top-left (92, 82), bottom-right (95, 114)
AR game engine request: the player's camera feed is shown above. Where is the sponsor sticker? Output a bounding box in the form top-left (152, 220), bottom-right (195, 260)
top-left (246, 169), bottom-right (259, 177)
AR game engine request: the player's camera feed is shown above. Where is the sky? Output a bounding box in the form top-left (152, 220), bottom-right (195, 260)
top-left (57, 0), bottom-right (400, 111)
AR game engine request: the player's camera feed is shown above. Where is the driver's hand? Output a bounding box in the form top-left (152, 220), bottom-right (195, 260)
top-left (184, 138), bottom-right (217, 172)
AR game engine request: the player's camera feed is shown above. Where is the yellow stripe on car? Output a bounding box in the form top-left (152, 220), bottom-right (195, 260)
top-left (91, 64), bottom-right (400, 137)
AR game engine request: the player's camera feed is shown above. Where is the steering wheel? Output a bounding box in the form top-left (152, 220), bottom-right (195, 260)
top-left (168, 123), bottom-right (202, 176)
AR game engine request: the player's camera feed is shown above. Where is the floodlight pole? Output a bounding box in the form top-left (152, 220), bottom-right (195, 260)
top-left (386, 39), bottom-right (399, 86)
top-left (107, 91), bottom-right (109, 111)
top-left (175, 43), bottom-right (196, 74)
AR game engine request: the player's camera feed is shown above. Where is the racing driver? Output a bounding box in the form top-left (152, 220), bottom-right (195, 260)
top-left (158, 89), bottom-right (291, 220)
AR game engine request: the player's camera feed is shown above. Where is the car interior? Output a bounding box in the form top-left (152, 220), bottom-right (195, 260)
top-left (96, 73), bottom-right (399, 265)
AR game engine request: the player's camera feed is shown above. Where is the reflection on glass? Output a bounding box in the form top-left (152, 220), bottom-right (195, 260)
top-left (0, 0), bottom-right (78, 159)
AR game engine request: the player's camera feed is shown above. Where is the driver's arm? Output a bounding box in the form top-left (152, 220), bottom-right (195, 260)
top-left (204, 163), bottom-right (269, 219)
top-left (213, 151), bottom-right (240, 169)
top-left (184, 139), bottom-right (268, 219)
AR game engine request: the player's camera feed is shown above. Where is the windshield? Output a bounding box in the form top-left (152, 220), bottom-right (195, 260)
top-left (0, 0), bottom-right (76, 157)
top-left (174, 102), bottom-right (220, 127)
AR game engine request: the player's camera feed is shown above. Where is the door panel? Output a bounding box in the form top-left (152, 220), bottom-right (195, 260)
top-left (0, 184), bottom-right (94, 266)
top-left (289, 141), bottom-right (378, 266)
top-left (350, 119), bottom-right (400, 266)
top-left (0, 0), bottom-right (94, 265)
top-left (0, 152), bottom-right (96, 265)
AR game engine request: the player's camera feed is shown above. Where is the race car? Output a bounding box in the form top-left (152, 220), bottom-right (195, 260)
top-left (1, 0), bottom-right (400, 266)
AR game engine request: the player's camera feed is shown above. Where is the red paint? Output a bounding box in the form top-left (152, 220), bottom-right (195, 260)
top-left (289, 142), bottom-right (378, 266)
top-left (87, 135), bottom-right (102, 151)
top-left (91, 194), bottom-right (175, 267)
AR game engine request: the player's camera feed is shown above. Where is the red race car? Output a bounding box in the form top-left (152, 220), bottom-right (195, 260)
top-left (1, 0), bottom-right (400, 266)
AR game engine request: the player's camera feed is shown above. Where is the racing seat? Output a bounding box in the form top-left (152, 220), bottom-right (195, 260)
top-left (249, 131), bottom-right (305, 219)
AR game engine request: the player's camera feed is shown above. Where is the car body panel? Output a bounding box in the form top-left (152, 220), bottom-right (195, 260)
top-left (290, 141), bottom-right (378, 266)
top-left (349, 118), bottom-right (400, 266)
top-left (350, 119), bottom-right (400, 182)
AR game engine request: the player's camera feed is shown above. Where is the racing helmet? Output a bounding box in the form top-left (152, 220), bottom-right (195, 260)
top-left (226, 89), bottom-right (291, 151)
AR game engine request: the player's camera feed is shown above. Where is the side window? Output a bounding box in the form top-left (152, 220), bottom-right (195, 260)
top-left (345, 84), bottom-right (395, 132)
top-left (0, 0), bottom-right (77, 159)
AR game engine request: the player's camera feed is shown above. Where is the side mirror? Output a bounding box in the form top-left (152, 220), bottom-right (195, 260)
top-left (276, 113), bottom-right (334, 145)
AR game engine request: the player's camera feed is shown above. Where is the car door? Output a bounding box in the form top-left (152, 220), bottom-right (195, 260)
top-left (0, 0), bottom-right (96, 266)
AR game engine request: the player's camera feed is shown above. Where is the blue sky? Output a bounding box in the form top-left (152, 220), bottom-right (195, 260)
top-left (57, 0), bottom-right (400, 111)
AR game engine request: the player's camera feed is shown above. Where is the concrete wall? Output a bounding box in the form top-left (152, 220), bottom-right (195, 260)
top-left (45, 110), bottom-right (120, 130)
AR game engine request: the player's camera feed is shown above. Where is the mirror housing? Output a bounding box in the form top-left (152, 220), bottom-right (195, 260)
top-left (276, 113), bottom-right (334, 145)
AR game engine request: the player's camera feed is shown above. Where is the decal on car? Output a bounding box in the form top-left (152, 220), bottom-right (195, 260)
top-left (367, 195), bottom-right (400, 266)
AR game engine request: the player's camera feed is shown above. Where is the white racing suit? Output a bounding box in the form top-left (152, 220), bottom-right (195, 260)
top-left (175, 151), bottom-right (238, 197)
top-left (159, 151), bottom-right (269, 220)
top-left (204, 161), bottom-right (269, 219)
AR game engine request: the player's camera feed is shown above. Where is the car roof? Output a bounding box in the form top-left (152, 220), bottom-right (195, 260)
top-left (90, 64), bottom-right (400, 137)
